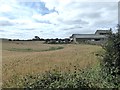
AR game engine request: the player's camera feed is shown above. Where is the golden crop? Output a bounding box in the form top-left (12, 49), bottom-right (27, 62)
top-left (2, 41), bottom-right (102, 84)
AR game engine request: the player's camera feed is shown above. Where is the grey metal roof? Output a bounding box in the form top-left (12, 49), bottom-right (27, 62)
top-left (72, 34), bottom-right (107, 39)
top-left (95, 30), bottom-right (110, 34)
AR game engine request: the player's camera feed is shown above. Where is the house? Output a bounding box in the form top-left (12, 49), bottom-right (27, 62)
top-left (70, 29), bottom-right (111, 44)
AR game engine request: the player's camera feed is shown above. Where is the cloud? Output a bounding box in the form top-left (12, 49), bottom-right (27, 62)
top-left (19, 2), bottom-right (58, 15)
top-left (0, 20), bottom-right (13, 26)
top-left (34, 19), bottom-right (52, 24)
top-left (0, 30), bottom-right (6, 32)
top-left (0, 5), bottom-right (13, 13)
top-left (0, 0), bottom-right (118, 39)
top-left (63, 26), bottom-right (83, 30)
top-left (62, 19), bottom-right (89, 25)
top-left (20, 28), bottom-right (36, 30)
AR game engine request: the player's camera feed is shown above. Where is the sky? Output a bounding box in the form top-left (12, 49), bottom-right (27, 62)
top-left (0, 0), bottom-right (118, 39)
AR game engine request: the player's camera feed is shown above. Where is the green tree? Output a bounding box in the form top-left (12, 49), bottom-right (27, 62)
top-left (102, 25), bottom-right (120, 83)
top-left (35, 36), bottom-right (40, 40)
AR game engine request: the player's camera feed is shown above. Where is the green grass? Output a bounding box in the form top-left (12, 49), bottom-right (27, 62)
top-left (7, 46), bottom-right (64, 52)
top-left (42, 46), bottom-right (64, 51)
top-left (8, 48), bottom-right (33, 52)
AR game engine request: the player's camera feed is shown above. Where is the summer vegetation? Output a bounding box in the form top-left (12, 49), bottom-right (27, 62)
top-left (2, 25), bottom-right (120, 88)
top-left (8, 46), bottom-right (64, 52)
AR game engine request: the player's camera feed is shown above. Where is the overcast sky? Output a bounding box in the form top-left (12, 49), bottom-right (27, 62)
top-left (0, 0), bottom-right (118, 39)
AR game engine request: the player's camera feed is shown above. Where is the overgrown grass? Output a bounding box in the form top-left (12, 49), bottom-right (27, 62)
top-left (42, 46), bottom-right (64, 51)
top-left (3, 63), bottom-right (120, 88)
top-left (7, 46), bottom-right (64, 52)
top-left (8, 48), bottom-right (33, 52)
top-left (4, 42), bottom-right (118, 88)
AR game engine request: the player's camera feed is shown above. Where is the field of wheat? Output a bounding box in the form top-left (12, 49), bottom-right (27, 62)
top-left (2, 41), bottom-right (102, 85)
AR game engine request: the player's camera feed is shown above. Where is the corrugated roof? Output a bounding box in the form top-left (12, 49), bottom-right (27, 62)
top-left (72, 34), bottom-right (107, 39)
top-left (95, 30), bottom-right (110, 34)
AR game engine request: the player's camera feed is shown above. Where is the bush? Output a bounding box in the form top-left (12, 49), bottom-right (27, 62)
top-left (103, 27), bottom-right (120, 77)
top-left (102, 26), bottom-right (120, 86)
top-left (4, 64), bottom-right (120, 88)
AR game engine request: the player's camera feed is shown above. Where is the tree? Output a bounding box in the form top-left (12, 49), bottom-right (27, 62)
top-left (34, 36), bottom-right (40, 40)
top-left (103, 25), bottom-right (120, 78)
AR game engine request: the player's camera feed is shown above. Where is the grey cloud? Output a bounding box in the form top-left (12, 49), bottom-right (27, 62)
top-left (70, 2), bottom-right (117, 11)
top-left (1, 12), bottom-right (17, 19)
top-left (65, 27), bottom-right (95, 36)
top-left (0, 20), bottom-right (13, 26)
top-left (93, 20), bottom-right (117, 28)
top-left (67, 2), bottom-right (117, 19)
top-left (64, 19), bottom-right (89, 25)
top-left (57, 17), bottom-right (89, 24)
top-left (65, 29), bottom-right (84, 35)
top-left (58, 19), bottom-right (89, 25)
top-left (63, 26), bottom-right (82, 30)
top-left (79, 11), bottom-right (102, 19)
top-left (0, 20), bottom-right (26, 27)
top-left (20, 28), bottom-right (36, 30)
top-left (34, 19), bottom-right (52, 24)
top-left (0, 30), bottom-right (6, 32)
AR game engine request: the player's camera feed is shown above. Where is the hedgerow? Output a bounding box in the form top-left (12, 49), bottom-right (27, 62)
top-left (3, 64), bottom-right (120, 88)
top-left (101, 26), bottom-right (120, 86)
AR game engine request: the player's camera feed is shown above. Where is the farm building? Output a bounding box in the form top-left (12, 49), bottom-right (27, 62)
top-left (70, 29), bottom-right (111, 44)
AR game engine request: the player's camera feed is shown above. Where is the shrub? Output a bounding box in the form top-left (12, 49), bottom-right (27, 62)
top-left (102, 26), bottom-right (120, 86)
top-left (102, 27), bottom-right (120, 76)
top-left (4, 65), bottom-right (120, 88)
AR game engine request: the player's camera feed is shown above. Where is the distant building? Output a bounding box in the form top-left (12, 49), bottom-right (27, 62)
top-left (70, 29), bottom-right (111, 44)
top-left (45, 38), bottom-right (70, 44)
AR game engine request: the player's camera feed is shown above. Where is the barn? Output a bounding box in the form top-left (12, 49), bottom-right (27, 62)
top-left (70, 29), bottom-right (111, 44)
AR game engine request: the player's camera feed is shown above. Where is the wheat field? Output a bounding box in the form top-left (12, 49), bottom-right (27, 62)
top-left (2, 41), bottom-right (102, 84)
